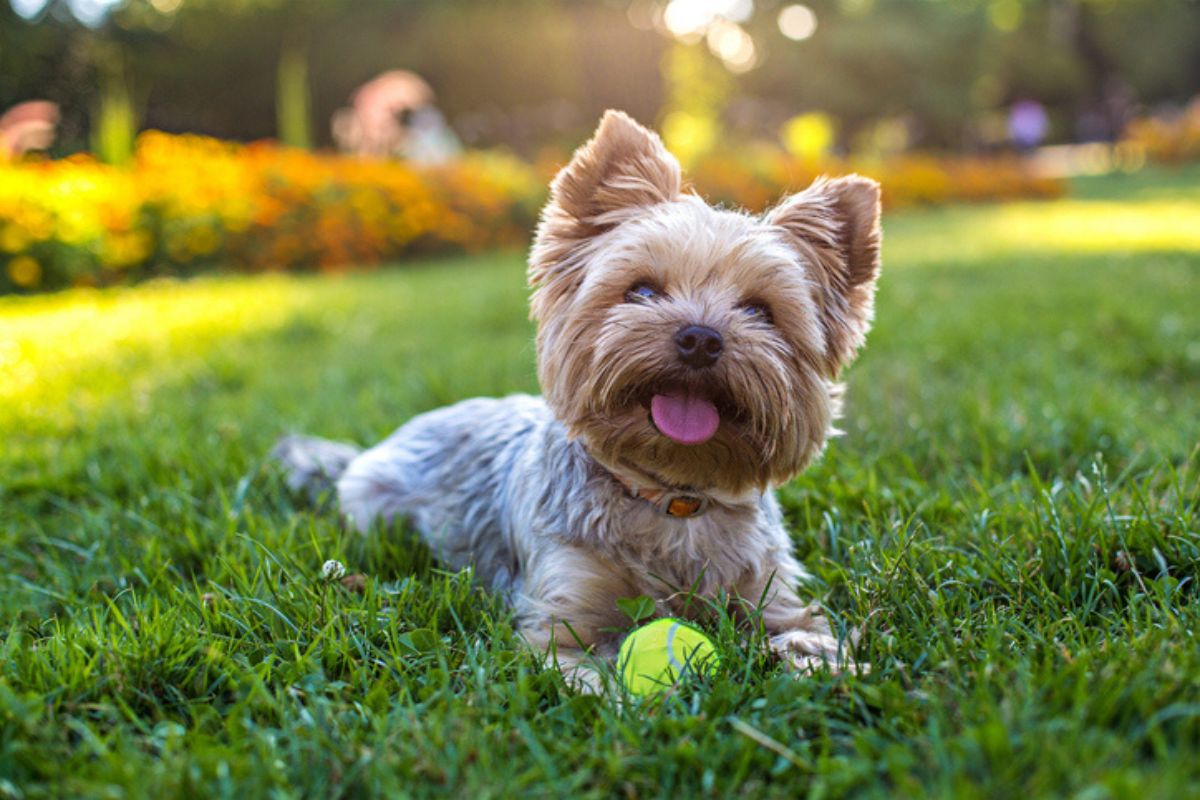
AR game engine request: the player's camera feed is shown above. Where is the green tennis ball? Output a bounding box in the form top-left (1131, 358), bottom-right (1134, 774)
top-left (618, 618), bottom-right (719, 695)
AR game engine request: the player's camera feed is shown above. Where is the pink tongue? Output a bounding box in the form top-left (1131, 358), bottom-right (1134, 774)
top-left (650, 392), bottom-right (720, 445)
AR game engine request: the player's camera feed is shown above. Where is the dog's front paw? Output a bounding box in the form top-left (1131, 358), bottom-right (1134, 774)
top-left (558, 662), bottom-right (605, 694)
top-left (769, 627), bottom-right (866, 676)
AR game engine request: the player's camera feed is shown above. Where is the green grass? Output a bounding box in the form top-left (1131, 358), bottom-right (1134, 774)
top-left (2, 169), bottom-right (1199, 798)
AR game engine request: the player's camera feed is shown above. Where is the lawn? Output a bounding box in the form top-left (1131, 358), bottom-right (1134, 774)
top-left (2, 167), bottom-right (1199, 798)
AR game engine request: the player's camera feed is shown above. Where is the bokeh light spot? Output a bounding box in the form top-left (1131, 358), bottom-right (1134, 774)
top-left (7, 256), bottom-right (41, 289)
top-left (988, 0), bottom-right (1023, 32)
top-left (664, 0), bottom-right (716, 38)
top-left (10, 0), bottom-right (49, 20)
top-left (707, 20), bottom-right (758, 73)
top-left (778, 4), bottom-right (817, 41)
top-left (781, 112), bottom-right (835, 161)
top-left (662, 111), bottom-right (719, 165)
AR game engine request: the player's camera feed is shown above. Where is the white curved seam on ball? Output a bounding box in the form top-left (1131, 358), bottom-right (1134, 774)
top-left (666, 622), bottom-right (685, 676)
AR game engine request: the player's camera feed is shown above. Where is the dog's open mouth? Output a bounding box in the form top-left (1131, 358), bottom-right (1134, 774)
top-left (648, 391), bottom-right (721, 445)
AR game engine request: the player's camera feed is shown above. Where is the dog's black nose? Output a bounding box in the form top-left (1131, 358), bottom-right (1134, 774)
top-left (674, 325), bottom-right (723, 368)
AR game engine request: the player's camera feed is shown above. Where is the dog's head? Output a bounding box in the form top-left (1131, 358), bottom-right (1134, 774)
top-left (529, 111), bottom-right (881, 495)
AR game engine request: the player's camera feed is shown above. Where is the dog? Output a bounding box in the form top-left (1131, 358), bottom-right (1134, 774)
top-left (273, 110), bottom-right (882, 690)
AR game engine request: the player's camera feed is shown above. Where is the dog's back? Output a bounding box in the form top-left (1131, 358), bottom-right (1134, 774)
top-left (275, 394), bottom-right (554, 593)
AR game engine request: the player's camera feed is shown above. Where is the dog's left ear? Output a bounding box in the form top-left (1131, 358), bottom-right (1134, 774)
top-left (767, 175), bottom-right (882, 375)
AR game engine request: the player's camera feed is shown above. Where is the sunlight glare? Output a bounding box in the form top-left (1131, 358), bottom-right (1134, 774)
top-left (778, 4), bottom-right (817, 41)
top-left (707, 19), bottom-right (758, 72)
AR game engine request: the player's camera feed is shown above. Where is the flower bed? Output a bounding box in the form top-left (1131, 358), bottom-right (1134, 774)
top-left (688, 149), bottom-right (1063, 213)
top-left (1121, 99), bottom-right (1200, 164)
top-left (0, 132), bottom-right (542, 291)
top-left (1, 131), bottom-right (1064, 293)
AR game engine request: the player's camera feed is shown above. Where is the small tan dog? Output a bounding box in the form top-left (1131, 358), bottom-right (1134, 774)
top-left (276, 111), bottom-right (881, 689)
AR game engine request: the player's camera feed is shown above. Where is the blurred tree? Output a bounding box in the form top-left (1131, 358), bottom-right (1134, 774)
top-left (739, 0), bottom-right (1200, 149)
top-left (2, 0), bottom-right (1198, 154)
top-left (109, 0), bottom-right (356, 150)
top-left (277, 29), bottom-right (313, 148)
top-left (91, 48), bottom-right (136, 163)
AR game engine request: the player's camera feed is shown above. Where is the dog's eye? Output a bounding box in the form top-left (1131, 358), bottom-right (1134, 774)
top-left (625, 283), bottom-right (661, 303)
top-left (741, 302), bottom-right (773, 324)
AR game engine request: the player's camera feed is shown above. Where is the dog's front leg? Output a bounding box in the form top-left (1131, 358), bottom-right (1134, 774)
top-left (518, 624), bottom-right (606, 693)
top-left (513, 545), bottom-right (638, 693)
top-left (740, 553), bottom-right (862, 675)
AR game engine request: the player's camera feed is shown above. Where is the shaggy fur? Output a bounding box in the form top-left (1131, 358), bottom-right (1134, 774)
top-left (273, 110), bottom-right (882, 690)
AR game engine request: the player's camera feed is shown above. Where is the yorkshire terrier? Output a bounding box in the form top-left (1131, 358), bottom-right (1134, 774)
top-left (274, 110), bottom-right (882, 690)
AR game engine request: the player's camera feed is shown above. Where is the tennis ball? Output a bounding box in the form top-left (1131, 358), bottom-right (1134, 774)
top-left (618, 618), bottom-right (719, 695)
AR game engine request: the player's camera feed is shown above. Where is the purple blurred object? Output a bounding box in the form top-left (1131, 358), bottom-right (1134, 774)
top-left (1008, 99), bottom-right (1049, 150)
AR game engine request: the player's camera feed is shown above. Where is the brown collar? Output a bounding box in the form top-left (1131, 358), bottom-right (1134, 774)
top-left (606, 468), bottom-right (711, 519)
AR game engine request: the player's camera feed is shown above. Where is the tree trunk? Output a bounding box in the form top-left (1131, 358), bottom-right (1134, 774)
top-left (92, 55), bottom-right (136, 165)
top-left (277, 34), bottom-right (313, 149)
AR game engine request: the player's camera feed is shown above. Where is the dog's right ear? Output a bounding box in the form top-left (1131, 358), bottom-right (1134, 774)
top-left (547, 110), bottom-right (681, 229)
top-left (530, 111), bottom-right (681, 312)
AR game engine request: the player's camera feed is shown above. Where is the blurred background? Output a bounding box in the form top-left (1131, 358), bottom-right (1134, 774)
top-left (2, 0), bottom-right (1199, 292)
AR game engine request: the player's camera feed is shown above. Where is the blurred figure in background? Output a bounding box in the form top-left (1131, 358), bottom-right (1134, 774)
top-left (0, 100), bottom-right (59, 159)
top-left (331, 70), bottom-right (461, 163)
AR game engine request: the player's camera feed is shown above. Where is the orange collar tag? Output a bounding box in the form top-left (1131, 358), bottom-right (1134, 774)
top-left (608, 471), bottom-right (710, 518)
top-left (662, 494), bottom-right (707, 518)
